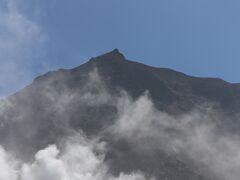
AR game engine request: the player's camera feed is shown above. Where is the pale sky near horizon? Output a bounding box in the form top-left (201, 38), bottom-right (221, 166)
top-left (0, 0), bottom-right (240, 96)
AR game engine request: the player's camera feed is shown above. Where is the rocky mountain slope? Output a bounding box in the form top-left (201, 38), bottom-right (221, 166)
top-left (1, 49), bottom-right (240, 180)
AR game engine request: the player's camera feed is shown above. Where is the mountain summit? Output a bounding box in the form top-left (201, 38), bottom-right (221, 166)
top-left (1, 50), bottom-right (240, 180)
top-left (89, 49), bottom-right (125, 62)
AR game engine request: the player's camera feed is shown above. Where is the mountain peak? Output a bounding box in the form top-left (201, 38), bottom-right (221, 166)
top-left (106, 48), bottom-right (122, 56)
top-left (112, 48), bottom-right (121, 54)
top-left (94, 48), bottom-right (126, 61)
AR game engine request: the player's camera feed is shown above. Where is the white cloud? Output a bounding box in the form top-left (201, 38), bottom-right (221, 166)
top-left (21, 145), bottom-right (68, 180)
top-left (0, 134), bottom-right (153, 180)
top-left (0, 146), bottom-right (18, 180)
top-left (0, 0), bottom-right (45, 97)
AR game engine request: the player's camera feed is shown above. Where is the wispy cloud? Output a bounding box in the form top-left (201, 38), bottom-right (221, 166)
top-left (111, 91), bottom-right (240, 180)
top-left (0, 0), bottom-right (46, 97)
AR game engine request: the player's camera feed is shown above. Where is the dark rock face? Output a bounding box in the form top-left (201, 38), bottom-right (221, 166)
top-left (0, 49), bottom-right (240, 180)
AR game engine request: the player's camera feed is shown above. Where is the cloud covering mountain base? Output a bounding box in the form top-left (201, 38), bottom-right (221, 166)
top-left (0, 134), bottom-right (153, 180)
top-left (0, 68), bottom-right (240, 180)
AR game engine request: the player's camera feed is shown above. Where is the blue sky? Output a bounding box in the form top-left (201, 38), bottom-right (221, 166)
top-left (0, 0), bottom-right (240, 96)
